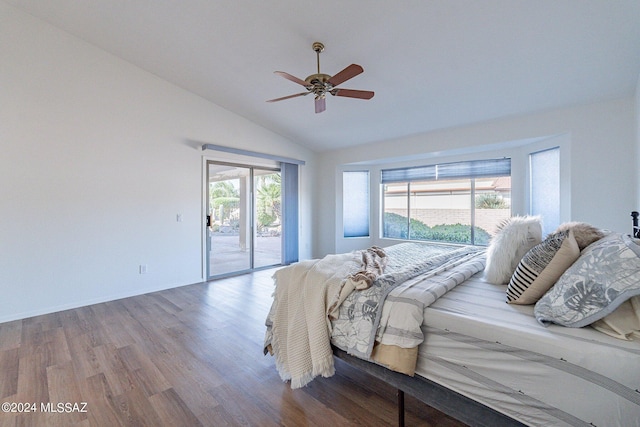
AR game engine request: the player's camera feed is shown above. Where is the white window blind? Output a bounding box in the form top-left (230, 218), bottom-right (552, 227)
top-left (381, 158), bottom-right (511, 183)
top-left (343, 171), bottom-right (370, 238)
top-left (530, 147), bottom-right (560, 236)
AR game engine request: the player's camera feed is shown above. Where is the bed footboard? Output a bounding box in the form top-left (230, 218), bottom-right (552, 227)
top-left (332, 346), bottom-right (525, 427)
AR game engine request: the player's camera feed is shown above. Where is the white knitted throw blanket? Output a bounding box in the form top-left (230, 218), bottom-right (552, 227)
top-left (269, 251), bottom-right (364, 389)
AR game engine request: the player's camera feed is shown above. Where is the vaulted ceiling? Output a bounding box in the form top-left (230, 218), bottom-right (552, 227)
top-left (7, 0), bottom-right (640, 152)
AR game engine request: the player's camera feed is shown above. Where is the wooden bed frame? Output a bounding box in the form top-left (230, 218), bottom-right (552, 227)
top-left (332, 213), bottom-right (640, 427)
top-left (332, 346), bottom-right (525, 427)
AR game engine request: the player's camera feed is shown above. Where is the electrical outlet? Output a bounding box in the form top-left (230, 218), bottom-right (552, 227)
top-left (139, 264), bottom-right (147, 274)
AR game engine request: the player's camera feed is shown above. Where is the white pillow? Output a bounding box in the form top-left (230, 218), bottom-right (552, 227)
top-left (484, 216), bottom-right (542, 285)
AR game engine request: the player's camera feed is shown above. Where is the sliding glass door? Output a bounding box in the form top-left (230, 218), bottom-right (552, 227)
top-left (206, 161), bottom-right (282, 278)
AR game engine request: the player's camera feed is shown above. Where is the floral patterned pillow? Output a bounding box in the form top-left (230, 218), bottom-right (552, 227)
top-left (534, 233), bottom-right (640, 328)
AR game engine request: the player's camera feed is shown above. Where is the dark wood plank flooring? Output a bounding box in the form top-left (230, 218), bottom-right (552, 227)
top-left (0, 268), bottom-right (466, 427)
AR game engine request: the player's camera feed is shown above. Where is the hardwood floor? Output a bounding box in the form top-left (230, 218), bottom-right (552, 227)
top-left (0, 268), bottom-right (466, 427)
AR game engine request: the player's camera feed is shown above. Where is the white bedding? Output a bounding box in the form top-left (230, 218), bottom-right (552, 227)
top-left (266, 240), bottom-right (640, 425)
top-left (415, 273), bottom-right (640, 427)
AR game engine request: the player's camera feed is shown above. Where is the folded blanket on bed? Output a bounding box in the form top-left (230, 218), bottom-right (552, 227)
top-left (265, 251), bottom-right (363, 389)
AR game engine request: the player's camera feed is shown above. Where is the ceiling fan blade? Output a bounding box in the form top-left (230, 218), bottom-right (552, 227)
top-left (274, 71), bottom-right (310, 87)
top-left (315, 97), bottom-right (326, 113)
top-left (328, 64), bottom-right (364, 87)
top-left (332, 88), bottom-right (375, 100)
top-left (266, 92), bottom-right (309, 103)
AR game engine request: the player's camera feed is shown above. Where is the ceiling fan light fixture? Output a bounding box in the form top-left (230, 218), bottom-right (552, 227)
top-left (267, 42), bottom-right (374, 113)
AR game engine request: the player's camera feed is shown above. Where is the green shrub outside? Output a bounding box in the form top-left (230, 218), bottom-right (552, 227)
top-left (383, 212), bottom-right (490, 245)
top-left (475, 193), bottom-right (509, 209)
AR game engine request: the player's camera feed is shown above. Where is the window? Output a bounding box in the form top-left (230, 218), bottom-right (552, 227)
top-left (343, 171), bottom-right (370, 238)
top-left (530, 147), bottom-right (560, 236)
top-left (382, 159), bottom-right (511, 245)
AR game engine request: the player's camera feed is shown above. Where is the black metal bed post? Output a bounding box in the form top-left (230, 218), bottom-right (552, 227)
top-left (397, 389), bottom-right (405, 427)
top-left (632, 211), bottom-right (639, 238)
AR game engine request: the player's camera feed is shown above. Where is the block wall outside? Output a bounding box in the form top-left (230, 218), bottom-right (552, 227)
top-left (385, 209), bottom-right (511, 236)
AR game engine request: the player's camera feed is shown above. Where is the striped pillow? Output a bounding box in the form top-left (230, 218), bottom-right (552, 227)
top-left (507, 229), bottom-right (580, 305)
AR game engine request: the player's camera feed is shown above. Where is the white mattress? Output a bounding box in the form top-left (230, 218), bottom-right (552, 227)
top-left (415, 273), bottom-right (640, 427)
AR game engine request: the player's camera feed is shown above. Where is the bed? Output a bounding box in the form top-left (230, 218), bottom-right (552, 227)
top-left (264, 215), bottom-right (640, 427)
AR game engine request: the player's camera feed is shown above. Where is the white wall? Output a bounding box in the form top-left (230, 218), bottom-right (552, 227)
top-left (636, 73), bottom-right (640, 210)
top-left (316, 97), bottom-right (637, 257)
top-left (0, 3), bottom-right (315, 322)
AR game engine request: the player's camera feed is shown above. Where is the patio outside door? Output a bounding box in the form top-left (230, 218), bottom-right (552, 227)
top-left (206, 161), bottom-right (282, 278)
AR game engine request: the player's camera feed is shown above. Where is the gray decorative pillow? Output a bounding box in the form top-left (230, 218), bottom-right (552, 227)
top-left (534, 233), bottom-right (640, 327)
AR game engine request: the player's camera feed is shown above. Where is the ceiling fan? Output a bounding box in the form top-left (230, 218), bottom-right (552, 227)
top-left (267, 42), bottom-right (374, 113)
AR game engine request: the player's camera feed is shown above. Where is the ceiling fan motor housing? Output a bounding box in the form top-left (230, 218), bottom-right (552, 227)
top-left (305, 73), bottom-right (333, 97)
